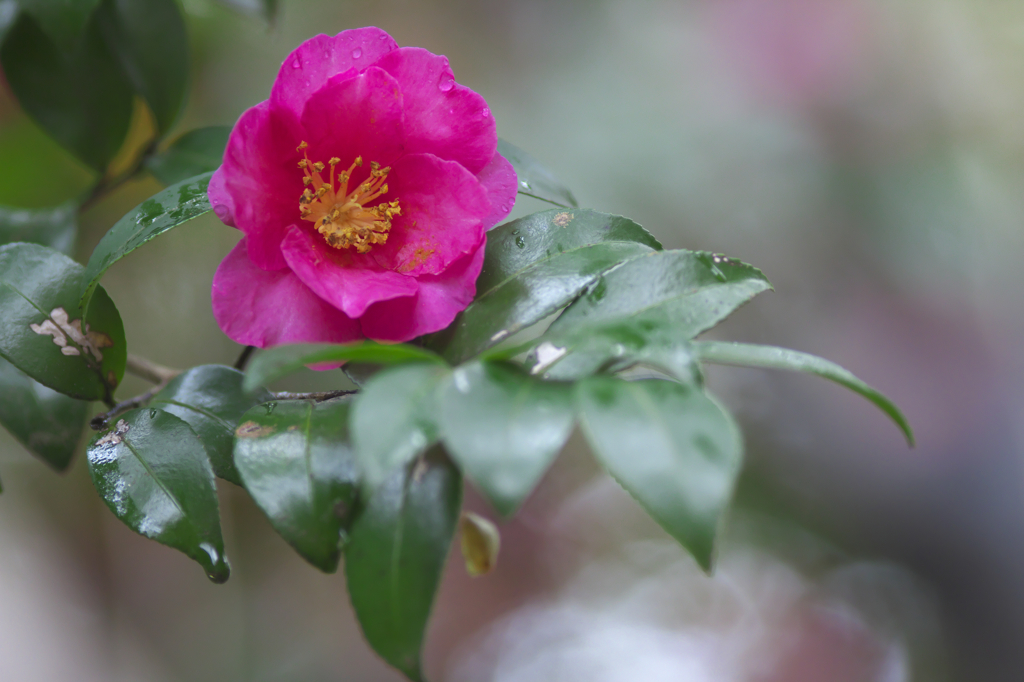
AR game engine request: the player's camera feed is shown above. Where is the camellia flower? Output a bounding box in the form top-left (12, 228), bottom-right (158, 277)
top-left (209, 27), bottom-right (518, 346)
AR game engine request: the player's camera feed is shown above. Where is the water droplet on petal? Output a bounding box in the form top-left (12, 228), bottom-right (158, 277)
top-left (213, 204), bottom-right (230, 221)
top-left (351, 47), bottom-right (362, 59)
top-left (291, 57), bottom-right (302, 69)
top-left (438, 76), bottom-right (455, 92)
top-left (501, 204), bottom-right (510, 213)
top-left (481, 107), bottom-right (490, 118)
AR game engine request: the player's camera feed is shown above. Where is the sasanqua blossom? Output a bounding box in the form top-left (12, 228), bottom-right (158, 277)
top-left (209, 27), bottom-right (517, 346)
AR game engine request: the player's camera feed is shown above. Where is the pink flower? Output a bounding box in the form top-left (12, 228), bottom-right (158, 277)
top-left (209, 27), bottom-right (518, 346)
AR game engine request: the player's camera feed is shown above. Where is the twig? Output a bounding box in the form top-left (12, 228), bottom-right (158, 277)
top-left (90, 382), bottom-right (167, 431)
top-left (234, 345), bottom-right (256, 370)
top-left (79, 137), bottom-right (159, 212)
top-left (126, 353), bottom-right (181, 384)
top-left (270, 389), bottom-right (356, 402)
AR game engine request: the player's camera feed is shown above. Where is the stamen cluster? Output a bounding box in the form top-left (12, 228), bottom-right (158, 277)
top-left (296, 141), bottom-right (401, 253)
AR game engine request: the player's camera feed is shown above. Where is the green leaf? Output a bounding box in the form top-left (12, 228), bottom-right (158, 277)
top-left (539, 250), bottom-right (771, 380)
top-left (150, 364), bottom-right (273, 485)
top-left (351, 364), bottom-right (451, 496)
top-left (435, 209), bottom-right (661, 364)
top-left (212, 0), bottom-right (278, 23)
top-left (97, 0), bottom-right (188, 134)
top-left (145, 126), bottom-right (229, 186)
top-left (345, 448), bottom-right (462, 682)
top-left (0, 202), bottom-right (77, 255)
top-left (234, 398), bottom-right (360, 572)
top-left (87, 408), bottom-right (230, 582)
top-left (0, 243), bottom-right (126, 401)
top-left (1, 6), bottom-right (133, 171)
top-left (0, 356), bottom-right (86, 470)
top-left (576, 377), bottom-right (742, 571)
top-left (243, 341), bottom-right (446, 393)
top-left (15, 0), bottom-right (101, 45)
top-left (498, 139), bottom-right (578, 208)
top-left (694, 341), bottom-right (915, 446)
top-left (80, 172), bottom-right (212, 315)
top-left (440, 361), bottom-right (574, 517)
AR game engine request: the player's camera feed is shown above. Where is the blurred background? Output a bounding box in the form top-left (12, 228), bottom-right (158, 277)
top-left (1, 0), bottom-right (1022, 679)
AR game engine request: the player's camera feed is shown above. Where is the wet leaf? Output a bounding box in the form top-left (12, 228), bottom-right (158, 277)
top-left (243, 341), bottom-right (446, 392)
top-left (498, 139), bottom-right (578, 208)
top-left (345, 449), bottom-right (462, 682)
top-left (234, 398), bottom-right (360, 572)
top-left (351, 364), bottom-right (451, 496)
top-left (435, 209), bottom-right (661, 364)
top-left (538, 250), bottom-right (771, 380)
top-left (80, 172), bottom-right (212, 315)
top-left (440, 361), bottom-right (574, 517)
top-left (97, 0), bottom-right (189, 134)
top-left (0, 243), bottom-right (125, 401)
top-left (576, 377), bottom-right (742, 571)
top-left (145, 126), bottom-right (230, 186)
top-left (694, 341), bottom-right (914, 445)
top-left (0, 202), bottom-right (77, 255)
top-left (87, 408), bottom-right (230, 582)
top-left (0, 357), bottom-right (86, 470)
top-left (151, 364), bottom-right (273, 485)
top-left (1, 6), bottom-right (133, 171)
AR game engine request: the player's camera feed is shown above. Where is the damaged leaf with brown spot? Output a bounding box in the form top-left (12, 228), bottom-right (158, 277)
top-left (0, 243), bottom-right (126, 401)
top-left (233, 399), bottom-right (360, 573)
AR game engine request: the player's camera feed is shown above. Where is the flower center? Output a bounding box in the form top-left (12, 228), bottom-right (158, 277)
top-left (296, 141), bottom-right (401, 253)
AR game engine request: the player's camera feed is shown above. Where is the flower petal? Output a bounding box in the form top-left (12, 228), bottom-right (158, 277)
top-left (374, 47), bottom-right (497, 174)
top-left (270, 27), bottom-right (398, 119)
top-left (367, 153), bottom-right (490, 277)
top-left (214, 100), bottom-right (306, 271)
top-left (212, 238), bottom-right (362, 347)
top-left (300, 66), bottom-right (405, 172)
top-left (280, 226), bottom-right (418, 319)
top-left (476, 151), bottom-right (518, 231)
top-left (360, 241), bottom-right (486, 342)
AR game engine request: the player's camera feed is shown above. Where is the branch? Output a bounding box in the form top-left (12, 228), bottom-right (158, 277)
top-left (126, 353), bottom-right (181, 384)
top-left (90, 382), bottom-right (167, 431)
top-left (271, 389), bottom-right (356, 402)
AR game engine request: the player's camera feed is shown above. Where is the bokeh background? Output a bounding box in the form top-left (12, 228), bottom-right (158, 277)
top-left (1, 0), bottom-right (1022, 679)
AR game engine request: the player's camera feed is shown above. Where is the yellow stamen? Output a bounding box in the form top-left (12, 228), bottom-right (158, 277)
top-left (295, 142), bottom-right (400, 253)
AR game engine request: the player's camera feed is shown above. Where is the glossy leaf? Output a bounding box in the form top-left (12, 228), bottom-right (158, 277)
top-left (529, 319), bottom-right (703, 384)
top-left (0, 202), bottom-right (76, 255)
top-left (437, 209), bottom-right (661, 363)
top-left (694, 341), bottom-right (914, 445)
top-left (87, 408), bottom-right (230, 582)
top-left (97, 0), bottom-right (189, 134)
top-left (345, 449), bottom-right (462, 682)
top-left (213, 0), bottom-right (278, 23)
top-left (243, 341), bottom-right (446, 393)
top-left (576, 377), bottom-right (742, 571)
top-left (80, 172), bottom-right (212, 315)
top-left (351, 364), bottom-right (451, 495)
top-left (0, 357), bottom-right (86, 470)
top-left (440, 361), bottom-right (574, 517)
top-left (540, 250), bottom-right (771, 380)
top-left (498, 139), bottom-right (578, 208)
top-left (0, 243), bottom-right (125, 401)
top-left (1, 7), bottom-right (133, 171)
top-left (151, 364), bottom-right (273, 485)
top-left (234, 398), bottom-right (360, 572)
top-left (15, 0), bottom-right (100, 44)
top-left (145, 126), bottom-right (230, 186)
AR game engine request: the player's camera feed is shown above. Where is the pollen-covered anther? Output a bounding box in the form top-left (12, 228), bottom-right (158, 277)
top-left (295, 142), bottom-right (400, 253)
